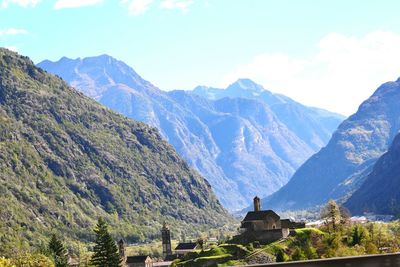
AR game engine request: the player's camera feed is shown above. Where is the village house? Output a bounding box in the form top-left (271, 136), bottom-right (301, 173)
top-left (233, 196), bottom-right (305, 244)
top-left (161, 222), bottom-right (200, 258)
top-left (118, 239), bottom-right (153, 267)
top-left (125, 255), bottom-right (153, 267)
top-left (174, 242), bottom-right (200, 257)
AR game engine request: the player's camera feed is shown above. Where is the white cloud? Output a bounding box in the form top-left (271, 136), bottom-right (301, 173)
top-left (54, 0), bottom-right (103, 9)
top-left (0, 28), bottom-right (28, 36)
top-left (160, 0), bottom-right (193, 11)
top-left (121, 0), bottom-right (154, 15)
top-left (220, 31), bottom-right (400, 115)
top-left (1, 0), bottom-right (40, 8)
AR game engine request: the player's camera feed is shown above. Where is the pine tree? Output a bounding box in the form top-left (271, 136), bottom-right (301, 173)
top-left (48, 234), bottom-right (68, 267)
top-left (90, 218), bottom-right (122, 267)
top-left (197, 237), bottom-right (206, 251)
top-left (321, 200), bottom-right (341, 234)
top-left (328, 200), bottom-right (341, 232)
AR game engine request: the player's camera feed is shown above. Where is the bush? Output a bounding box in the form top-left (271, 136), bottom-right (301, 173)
top-left (11, 253), bottom-right (54, 267)
top-left (253, 241), bottom-right (260, 248)
top-left (299, 240), bottom-right (317, 260)
top-left (365, 243), bottom-right (379, 254)
top-left (291, 248), bottom-right (307, 261)
top-left (276, 250), bottom-right (289, 262)
top-left (246, 243), bottom-right (254, 251)
top-left (351, 225), bottom-right (368, 246)
top-left (0, 257), bottom-right (15, 267)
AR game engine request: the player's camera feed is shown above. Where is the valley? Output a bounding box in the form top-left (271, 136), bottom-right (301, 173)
top-left (38, 56), bottom-right (344, 211)
top-left (3, 1), bottom-right (400, 266)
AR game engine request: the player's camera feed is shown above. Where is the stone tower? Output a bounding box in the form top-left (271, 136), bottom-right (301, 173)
top-left (118, 239), bottom-right (126, 263)
top-left (161, 222), bottom-right (172, 259)
top-left (254, 196), bottom-right (261, 212)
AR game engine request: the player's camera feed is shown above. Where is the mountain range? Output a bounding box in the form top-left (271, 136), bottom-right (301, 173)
top-left (260, 78), bottom-right (400, 212)
top-left (0, 49), bottom-right (232, 253)
top-left (38, 56), bottom-right (344, 211)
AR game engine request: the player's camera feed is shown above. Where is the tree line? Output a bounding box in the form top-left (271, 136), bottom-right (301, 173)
top-left (0, 218), bottom-right (122, 267)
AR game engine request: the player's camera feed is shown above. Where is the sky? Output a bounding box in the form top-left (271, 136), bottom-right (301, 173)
top-left (1, 0), bottom-right (400, 115)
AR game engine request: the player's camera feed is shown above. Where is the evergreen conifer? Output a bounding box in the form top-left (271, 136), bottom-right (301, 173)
top-left (90, 218), bottom-right (122, 267)
top-left (48, 234), bottom-right (68, 267)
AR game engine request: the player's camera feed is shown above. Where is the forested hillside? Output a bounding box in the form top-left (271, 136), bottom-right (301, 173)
top-left (0, 49), bottom-right (233, 255)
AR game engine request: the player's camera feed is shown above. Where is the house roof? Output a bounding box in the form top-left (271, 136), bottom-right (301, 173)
top-left (164, 254), bottom-right (178, 261)
top-left (126, 255), bottom-right (151, 263)
top-left (281, 219), bottom-right (306, 229)
top-left (281, 219), bottom-right (290, 228)
top-left (175, 242), bottom-right (198, 250)
top-left (242, 210), bottom-right (280, 222)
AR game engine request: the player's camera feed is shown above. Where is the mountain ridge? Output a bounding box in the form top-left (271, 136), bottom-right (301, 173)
top-left (38, 54), bottom-right (344, 211)
top-left (259, 78), bottom-right (400, 211)
top-left (191, 79), bottom-right (345, 151)
top-left (345, 127), bottom-right (400, 215)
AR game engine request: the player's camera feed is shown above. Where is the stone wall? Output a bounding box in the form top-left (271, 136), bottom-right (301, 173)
top-left (244, 252), bottom-right (400, 267)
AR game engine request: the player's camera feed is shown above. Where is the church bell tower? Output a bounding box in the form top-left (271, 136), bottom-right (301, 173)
top-left (161, 222), bottom-right (172, 259)
top-left (254, 196), bottom-right (261, 212)
top-left (118, 239), bottom-right (126, 263)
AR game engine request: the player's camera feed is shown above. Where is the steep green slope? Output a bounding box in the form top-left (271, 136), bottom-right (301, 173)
top-left (38, 56), bottom-right (242, 210)
top-left (345, 132), bottom-right (400, 215)
top-left (0, 49), bottom-right (232, 254)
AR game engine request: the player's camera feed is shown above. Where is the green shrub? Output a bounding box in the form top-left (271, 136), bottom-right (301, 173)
top-left (11, 253), bottom-right (54, 267)
top-left (0, 257), bottom-right (15, 267)
top-left (276, 250), bottom-right (289, 262)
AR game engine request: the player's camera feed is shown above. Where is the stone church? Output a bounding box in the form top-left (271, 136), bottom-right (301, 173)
top-left (233, 196), bottom-right (305, 244)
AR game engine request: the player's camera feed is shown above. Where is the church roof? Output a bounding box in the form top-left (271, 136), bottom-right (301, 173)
top-left (175, 242), bottom-right (198, 250)
top-left (242, 210), bottom-right (280, 221)
top-left (126, 255), bottom-right (151, 263)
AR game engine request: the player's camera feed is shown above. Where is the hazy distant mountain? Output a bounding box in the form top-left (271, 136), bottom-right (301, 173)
top-left (260, 78), bottom-right (400, 211)
top-left (0, 49), bottom-right (231, 250)
top-left (193, 79), bottom-right (344, 151)
top-left (167, 90), bottom-right (313, 205)
top-left (39, 56), bottom-right (344, 211)
top-left (345, 132), bottom-right (400, 215)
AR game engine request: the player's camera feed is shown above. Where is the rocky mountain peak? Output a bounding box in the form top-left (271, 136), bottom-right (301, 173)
top-left (39, 54), bottom-right (344, 211)
top-left (226, 78), bottom-right (267, 96)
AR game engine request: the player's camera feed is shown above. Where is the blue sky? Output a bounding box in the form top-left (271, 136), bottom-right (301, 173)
top-left (2, 0), bottom-right (400, 115)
